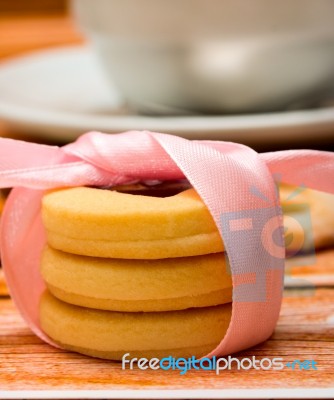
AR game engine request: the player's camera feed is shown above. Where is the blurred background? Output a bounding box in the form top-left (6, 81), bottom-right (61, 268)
top-left (0, 0), bottom-right (333, 153)
top-left (0, 0), bottom-right (82, 144)
top-left (0, 0), bottom-right (78, 59)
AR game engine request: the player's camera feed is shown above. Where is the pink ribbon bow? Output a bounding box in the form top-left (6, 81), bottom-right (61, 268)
top-left (0, 131), bottom-right (334, 357)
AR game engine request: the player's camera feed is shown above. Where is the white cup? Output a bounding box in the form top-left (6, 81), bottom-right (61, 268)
top-left (73, 0), bottom-right (334, 114)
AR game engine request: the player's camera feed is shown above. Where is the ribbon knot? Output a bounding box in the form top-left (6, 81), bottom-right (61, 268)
top-left (64, 131), bottom-right (182, 181)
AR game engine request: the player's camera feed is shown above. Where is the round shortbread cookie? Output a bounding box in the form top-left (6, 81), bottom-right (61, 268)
top-left (40, 291), bottom-right (232, 360)
top-left (42, 187), bottom-right (224, 259)
top-left (280, 185), bottom-right (334, 252)
top-left (41, 246), bottom-right (232, 312)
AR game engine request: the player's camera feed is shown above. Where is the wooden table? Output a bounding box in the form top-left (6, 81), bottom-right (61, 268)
top-left (0, 288), bottom-right (333, 398)
top-left (0, 11), bottom-right (334, 400)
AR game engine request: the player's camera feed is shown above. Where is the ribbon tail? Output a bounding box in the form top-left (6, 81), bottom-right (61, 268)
top-left (0, 137), bottom-right (131, 189)
top-left (261, 150), bottom-right (334, 194)
top-left (0, 187), bottom-right (60, 347)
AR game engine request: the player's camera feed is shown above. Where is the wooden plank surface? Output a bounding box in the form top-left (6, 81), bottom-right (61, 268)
top-left (0, 288), bottom-right (333, 391)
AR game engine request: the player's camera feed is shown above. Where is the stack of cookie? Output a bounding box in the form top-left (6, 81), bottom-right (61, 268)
top-left (40, 182), bottom-right (233, 360)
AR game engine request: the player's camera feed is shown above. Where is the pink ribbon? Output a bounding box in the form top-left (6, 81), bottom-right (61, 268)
top-left (0, 131), bottom-right (333, 357)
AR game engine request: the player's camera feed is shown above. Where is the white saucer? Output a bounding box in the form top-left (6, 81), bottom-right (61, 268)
top-left (0, 45), bottom-right (334, 144)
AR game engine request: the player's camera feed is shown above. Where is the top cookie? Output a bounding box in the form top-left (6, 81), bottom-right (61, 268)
top-left (42, 186), bottom-right (224, 259)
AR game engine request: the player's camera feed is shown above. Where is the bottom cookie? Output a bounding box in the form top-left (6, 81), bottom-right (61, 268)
top-left (40, 291), bottom-right (232, 360)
